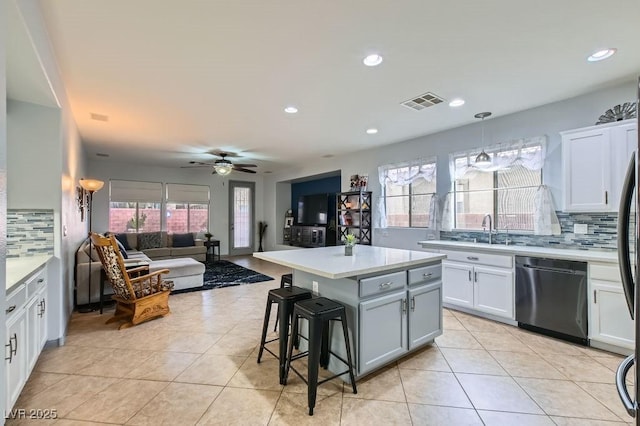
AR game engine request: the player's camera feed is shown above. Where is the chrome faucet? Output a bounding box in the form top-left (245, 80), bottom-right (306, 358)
top-left (481, 213), bottom-right (495, 244)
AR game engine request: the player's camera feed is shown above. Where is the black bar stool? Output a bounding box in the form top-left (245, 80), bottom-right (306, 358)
top-left (284, 297), bottom-right (357, 415)
top-left (273, 273), bottom-right (293, 332)
top-left (257, 286), bottom-right (312, 384)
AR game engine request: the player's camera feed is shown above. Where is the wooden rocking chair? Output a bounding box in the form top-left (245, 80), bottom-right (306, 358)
top-left (90, 233), bottom-right (174, 329)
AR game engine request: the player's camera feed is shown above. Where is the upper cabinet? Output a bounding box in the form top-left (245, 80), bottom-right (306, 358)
top-left (562, 119), bottom-right (637, 212)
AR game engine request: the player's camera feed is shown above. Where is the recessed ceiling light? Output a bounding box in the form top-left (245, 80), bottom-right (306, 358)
top-left (366, 128), bottom-right (378, 135)
top-left (363, 54), bottom-right (383, 67)
top-left (284, 106), bottom-right (298, 114)
top-left (449, 98), bottom-right (465, 107)
top-left (587, 48), bottom-right (617, 62)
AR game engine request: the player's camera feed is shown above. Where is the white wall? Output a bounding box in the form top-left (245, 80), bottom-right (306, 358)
top-left (0, 0), bottom-right (9, 414)
top-left (263, 79), bottom-right (638, 251)
top-left (87, 160), bottom-right (265, 255)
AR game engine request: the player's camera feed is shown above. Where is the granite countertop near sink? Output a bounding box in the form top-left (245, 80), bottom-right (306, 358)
top-left (418, 240), bottom-right (619, 264)
top-left (6, 255), bottom-right (52, 292)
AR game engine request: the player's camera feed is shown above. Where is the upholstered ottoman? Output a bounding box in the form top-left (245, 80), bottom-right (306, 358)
top-left (149, 258), bottom-right (205, 291)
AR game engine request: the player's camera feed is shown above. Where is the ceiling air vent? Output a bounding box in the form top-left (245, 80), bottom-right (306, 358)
top-left (401, 92), bottom-right (445, 111)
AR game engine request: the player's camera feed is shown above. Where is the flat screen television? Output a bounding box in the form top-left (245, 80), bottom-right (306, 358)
top-left (297, 194), bottom-right (329, 225)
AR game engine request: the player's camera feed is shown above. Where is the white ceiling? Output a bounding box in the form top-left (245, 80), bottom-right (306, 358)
top-left (28, 0), bottom-right (640, 172)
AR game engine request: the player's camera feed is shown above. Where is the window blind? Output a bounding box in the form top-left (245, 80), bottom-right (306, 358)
top-left (110, 180), bottom-right (163, 203)
top-left (165, 183), bottom-right (210, 203)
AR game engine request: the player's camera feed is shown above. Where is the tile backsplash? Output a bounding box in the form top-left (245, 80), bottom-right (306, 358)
top-left (8, 209), bottom-right (55, 258)
top-left (440, 211), bottom-right (619, 251)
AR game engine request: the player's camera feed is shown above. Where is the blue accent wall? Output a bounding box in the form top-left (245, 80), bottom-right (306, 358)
top-left (291, 176), bottom-right (341, 224)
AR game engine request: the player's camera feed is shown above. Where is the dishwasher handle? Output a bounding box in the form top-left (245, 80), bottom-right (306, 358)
top-left (519, 264), bottom-right (586, 276)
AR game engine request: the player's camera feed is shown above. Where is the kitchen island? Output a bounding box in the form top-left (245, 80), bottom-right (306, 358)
top-left (253, 245), bottom-right (446, 379)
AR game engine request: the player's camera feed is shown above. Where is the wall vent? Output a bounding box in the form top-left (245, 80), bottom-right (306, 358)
top-left (401, 92), bottom-right (445, 111)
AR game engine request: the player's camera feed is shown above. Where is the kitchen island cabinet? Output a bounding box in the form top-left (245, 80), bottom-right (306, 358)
top-left (254, 245), bottom-right (445, 378)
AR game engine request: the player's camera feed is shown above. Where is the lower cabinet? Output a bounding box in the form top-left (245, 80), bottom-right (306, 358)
top-left (5, 264), bottom-right (48, 411)
top-left (442, 258), bottom-right (514, 319)
top-left (359, 266), bottom-right (442, 375)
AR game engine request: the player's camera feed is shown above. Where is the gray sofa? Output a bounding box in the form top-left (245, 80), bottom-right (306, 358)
top-left (76, 232), bottom-right (207, 305)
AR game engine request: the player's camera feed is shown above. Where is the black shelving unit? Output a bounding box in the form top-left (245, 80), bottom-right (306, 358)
top-left (336, 191), bottom-right (372, 245)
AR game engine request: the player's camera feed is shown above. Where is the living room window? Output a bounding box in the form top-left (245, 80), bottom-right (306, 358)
top-left (165, 183), bottom-right (210, 233)
top-left (450, 139), bottom-right (544, 231)
top-left (378, 158), bottom-right (437, 228)
top-left (109, 180), bottom-right (163, 232)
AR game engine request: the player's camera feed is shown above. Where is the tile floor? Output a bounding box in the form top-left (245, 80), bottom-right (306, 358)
top-left (9, 255), bottom-right (634, 425)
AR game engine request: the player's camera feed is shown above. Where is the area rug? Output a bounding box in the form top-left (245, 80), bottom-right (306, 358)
top-left (171, 260), bottom-right (274, 294)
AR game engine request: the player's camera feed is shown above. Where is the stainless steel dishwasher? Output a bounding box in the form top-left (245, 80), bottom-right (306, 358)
top-left (515, 256), bottom-right (588, 345)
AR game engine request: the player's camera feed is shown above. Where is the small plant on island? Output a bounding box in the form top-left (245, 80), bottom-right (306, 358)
top-left (343, 233), bottom-right (357, 247)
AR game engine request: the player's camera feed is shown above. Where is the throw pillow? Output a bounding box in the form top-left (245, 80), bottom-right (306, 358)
top-left (172, 233), bottom-right (195, 248)
top-left (115, 233), bottom-right (132, 250)
top-left (138, 232), bottom-right (162, 250)
top-left (115, 239), bottom-right (129, 259)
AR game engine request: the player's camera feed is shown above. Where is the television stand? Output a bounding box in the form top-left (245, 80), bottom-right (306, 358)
top-left (289, 225), bottom-right (335, 248)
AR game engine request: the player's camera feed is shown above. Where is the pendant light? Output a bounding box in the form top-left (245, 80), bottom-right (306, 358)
top-left (474, 112), bottom-right (492, 166)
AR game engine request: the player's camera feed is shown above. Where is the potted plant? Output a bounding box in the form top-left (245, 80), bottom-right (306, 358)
top-left (343, 233), bottom-right (357, 256)
top-left (204, 231), bottom-right (213, 242)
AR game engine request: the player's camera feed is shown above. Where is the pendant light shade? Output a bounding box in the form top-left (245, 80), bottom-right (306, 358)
top-left (474, 112), bottom-right (492, 166)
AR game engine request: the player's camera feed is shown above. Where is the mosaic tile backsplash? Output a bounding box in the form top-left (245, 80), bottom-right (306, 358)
top-left (8, 209), bottom-right (55, 258)
top-left (440, 211), bottom-right (619, 251)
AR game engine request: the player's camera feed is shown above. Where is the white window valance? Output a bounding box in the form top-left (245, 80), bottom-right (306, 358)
top-left (166, 183), bottom-right (210, 203)
top-left (110, 180), bottom-right (163, 203)
top-left (450, 136), bottom-right (547, 180)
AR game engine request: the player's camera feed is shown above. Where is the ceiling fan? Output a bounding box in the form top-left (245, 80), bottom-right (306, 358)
top-left (181, 152), bottom-right (257, 175)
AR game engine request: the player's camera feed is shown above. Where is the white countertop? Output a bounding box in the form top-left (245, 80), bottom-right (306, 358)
top-left (254, 245), bottom-right (446, 279)
top-left (417, 240), bottom-right (619, 264)
top-left (6, 255), bottom-right (52, 292)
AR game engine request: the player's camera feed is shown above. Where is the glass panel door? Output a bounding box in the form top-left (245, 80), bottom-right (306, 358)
top-left (229, 181), bottom-right (255, 255)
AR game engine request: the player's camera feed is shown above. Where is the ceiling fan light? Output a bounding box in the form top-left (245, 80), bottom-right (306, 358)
top-left (214, 162), bottom-right (233, 176)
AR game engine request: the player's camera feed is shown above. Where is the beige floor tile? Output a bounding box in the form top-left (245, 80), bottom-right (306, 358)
top-left (269, 392), bottom-right (341, 425)
top-left (439, 348), bottom-right (507, 375)
top-left (399, 369), bottom-right (472, 408)
top-left (397, 345), bottom-right (450, 372)
top-left (14, 375), bottom-right (118, 418)
top-left (51, 420), bottom-right (113, 426)
top-left (66, 379), bottom-right (168, 424)
top-left (489, 351), bottom-right (566, 379)
top-left (515, 377), bottom-right (621, 421)
top-left (408, 404), bottom-right (482, 425)
top-left (576, 381), bottom-right (634, 421)
top-left (473, 330), bottom-right (533, 352)
top-left (155, 331), bottom-right (222, 353)
top-left (542, 354), bottom-right (616, 383)
top-left (519, 334), bottom-right (586, 356)
top-left (549, 418), bottom-right (628, 425)
top-left (126, 382), bottom-right (223, 425)
top-left (6, 419), bottom-right (58, 426)
top-left (126, 351), bottom-right (200, 381)
top-left (18, 371), bottom-right (68, 399)
top-left (477, 410), bottom-right (554, 425)
top-left (281, 358), bottom-right (344, 397)
top-left (456, 313), bottom-right (508, 333)
top-left (434, 330), bottom-right (483, 349)
top-left (206, 333), bottom-right (260, 357)
top-left (196, 387), bottom-right (280, 425)
top-left (35, 346), bottom-right (112, 374)
top-left (443, 315), bottom-right (466, 330)
top-left (592, 356), bottom-right (627, 372)
top-left (342, 364), bottom-right (405, 402)
top-left (340, 399), bottom-right (411, 426)
top-left (457, 373), bottom-right (543, 414)
top-left (175, 354), bottom-right (246, 386)
top-left (228, 357), bottom-right (284, 391)
top-left (76, 348), bottom-right (155, 378)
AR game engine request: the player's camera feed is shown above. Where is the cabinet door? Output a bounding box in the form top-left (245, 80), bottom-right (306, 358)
top-left (359, 290), bottom-right (407, 375)
top-left (38, 289), bottom-right (48, 350)
top-left (408, 282), bottom-right (442, 350)
top-left (563, 127), bottom-right (611, 212)
top-left (590, 280), bottom-right (634, 349)
top-left (6, 312), bottom-right (26, 411)
top-left (473, 265), bottom-right (514, 319)
top-left (610, 122), bottom-right (638, 209)
top-left (442, 261), bottom-right (474, 308)
top-left (26, 297), bottom-right (41, 372)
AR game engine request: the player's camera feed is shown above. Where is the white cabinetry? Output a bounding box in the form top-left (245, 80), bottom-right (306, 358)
top-left (5, 264), bottom-right (48, 411)
top-left (562, 119), bottom-right (637, 212)
top-left (442, 250), bottom-right (514, 320)
top-left (589, 263), bottom-right (634, 352)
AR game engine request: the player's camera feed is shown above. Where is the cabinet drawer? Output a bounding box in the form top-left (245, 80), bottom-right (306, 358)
top-left (408, 264), bottom-right (441, 286)
top-left (360, 271), bottom-right (406, 298)
top-left (590, 263), bottom-right (620, 282)
top-left (6, 285), bottom-right (26, 318)
top-left (441, 250), bottom-right (513, 269)
top-left (26, 267), bottom-right (46, 298)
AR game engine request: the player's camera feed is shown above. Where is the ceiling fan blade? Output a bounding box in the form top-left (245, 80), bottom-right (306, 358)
top-left (233, 167), bottom-right (257, 174)
top-left (189, 161), bottom-right (215, 165)
top-left (181, 165), bottom-right (211, 168)
top-left (233, 163), bottom-right (257, 168)
top-left (211, 169), bottom-right (217, 175)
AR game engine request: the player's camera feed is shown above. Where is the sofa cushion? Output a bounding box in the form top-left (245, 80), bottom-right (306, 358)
top-left (170, 246), bottom-right (207, 256)
top-left (142, 247), bottom-right (171, 259)
top-left (115, 239), bottom-right (129, 259)
top-left (115, 233), bottom-right (132, 250)
top-left (150, 258), bottom-right (206, 278)
top-left (138, 232), bottom-right (162, 250)
top-left (172, 233), bottom-right (195, 248)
